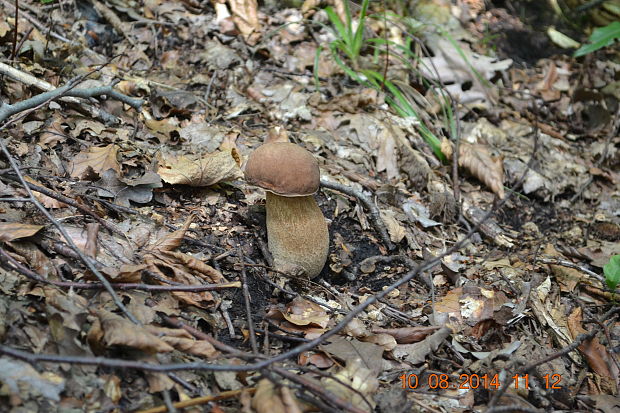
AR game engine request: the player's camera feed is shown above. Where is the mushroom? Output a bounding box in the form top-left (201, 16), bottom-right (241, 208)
top-left (244, 142), bottom-right (329, 279)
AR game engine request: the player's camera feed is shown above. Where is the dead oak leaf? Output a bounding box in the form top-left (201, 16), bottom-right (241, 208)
top-left (69, 144), bottom-right (121, 180)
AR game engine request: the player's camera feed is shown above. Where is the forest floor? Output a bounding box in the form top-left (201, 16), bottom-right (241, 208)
top-left (0, 0), bottom-right (618, 412)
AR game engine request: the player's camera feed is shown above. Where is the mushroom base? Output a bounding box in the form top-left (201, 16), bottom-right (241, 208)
top-left (266, 192), bottom-right (329, 279)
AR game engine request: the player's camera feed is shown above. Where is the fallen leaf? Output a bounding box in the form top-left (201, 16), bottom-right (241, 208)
top-left (457, 142), bottom-right (505, 198)
top-left (252, 378), bottom-right (302, 413)
top-left (88, 310), bottom-right (174, 354)
top-left (69, 144), bottom-right (121, 180)
top-left (321, 359), bottom-right (379, 412)
top-left (0, 222), bottom-right (44, 241)
top-left (0, 358), bottom-right (65, 401)
top-left (157, 150), bottom-right (242, 186)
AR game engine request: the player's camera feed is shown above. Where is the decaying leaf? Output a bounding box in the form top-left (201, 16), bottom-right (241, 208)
top-left (321, 359), bottom-right (379, 412)
top-left (156, 149), bottom-right (242, 186)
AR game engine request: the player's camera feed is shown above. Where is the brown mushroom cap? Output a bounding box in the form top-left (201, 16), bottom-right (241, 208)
top-left (244, 142), bottom-right (320, 197)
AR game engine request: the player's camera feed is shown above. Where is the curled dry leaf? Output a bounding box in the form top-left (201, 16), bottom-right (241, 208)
top-left (88, 310), bottom-right (174, 354)
top-left (442, 140), bottom-right (505, 199)
top-left (279, 296), bottom-right (330, 329)
top-left (457, 142), bottom-right (505, 199)
top-left (156, 149), bottom-right (242, 186)
top-left (371, 326), bottom-right (442, 344)
top-left (144, 326), bottom-right (219, 358)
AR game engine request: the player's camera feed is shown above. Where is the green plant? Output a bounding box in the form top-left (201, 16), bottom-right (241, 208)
top-left (574, 21), bottom-right (620, 57)
top-left (603, 254), bottom-right (620, 292)
top-left (324, 0), bottom-right (370, 71)
top-left (318, 1), bottom-right (447, 161)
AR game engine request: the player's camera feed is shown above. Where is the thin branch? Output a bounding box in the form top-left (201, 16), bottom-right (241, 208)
top-left (320, 179), bottom-right (394, 250)
top-left (0, 76), bottom-right (143, 123)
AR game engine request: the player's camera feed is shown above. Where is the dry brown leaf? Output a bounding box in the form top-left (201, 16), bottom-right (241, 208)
top-left (68, 144), bottom-right (121, 180)
top-left (360, 333), bottom-right (397, 351)
top-left (143, 329), bottom-right (220, 358)
top-left (148, 215), bottom-right (193, 252)
top-left (0, 222), bottom-right (44, 241)
top-left (251, 378), bottom-right (302, 413)
top-left (89, 310), bottom-right (174, 354)
top-left (543, 244), bottom-right (584, 292)
top-left (458, 142), bottom-right (505, 198)
top-left (278, 296), bottom-right (330, 328)
top-left (298, 351), bottom-right (335, 368)
top-left (228, 0), bottom-right (261, 45)
top-left (156, 150), bottom-right (242, 186)
top-left (144, 255), bottom-right (216, 308)
top-left (379, 209), bottom-right (406, 243)
top-left (371, 326), bottom-right (441, 344)
top-left (568, 307), bottom-right (617, 393)
top-left (321, 359), bottom-right (379, 412)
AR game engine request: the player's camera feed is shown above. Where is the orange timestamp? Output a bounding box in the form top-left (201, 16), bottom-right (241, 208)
top-left (399, 373), bottom-right (563, 390)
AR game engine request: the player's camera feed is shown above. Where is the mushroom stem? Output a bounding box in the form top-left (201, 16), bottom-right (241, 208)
top-left (265, 191), bottom-right (329, 279)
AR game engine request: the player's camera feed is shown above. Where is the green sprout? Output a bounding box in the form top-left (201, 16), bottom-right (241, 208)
top-left (603, 254), bottom-right (620, 292)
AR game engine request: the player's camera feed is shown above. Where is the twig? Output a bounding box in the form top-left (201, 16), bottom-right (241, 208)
top-left (320, 179), bottom-right (394, 250)
top-left (135, 388), bottom-right (256, 413)
top-left (10, 0), bottom-right (19, 62)
top-left (0, 77), bottom-right (143, 123)
top-left (239, 249), bottom-right (259, 354)
top-left (0, 64), bottom-right (143, 124)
